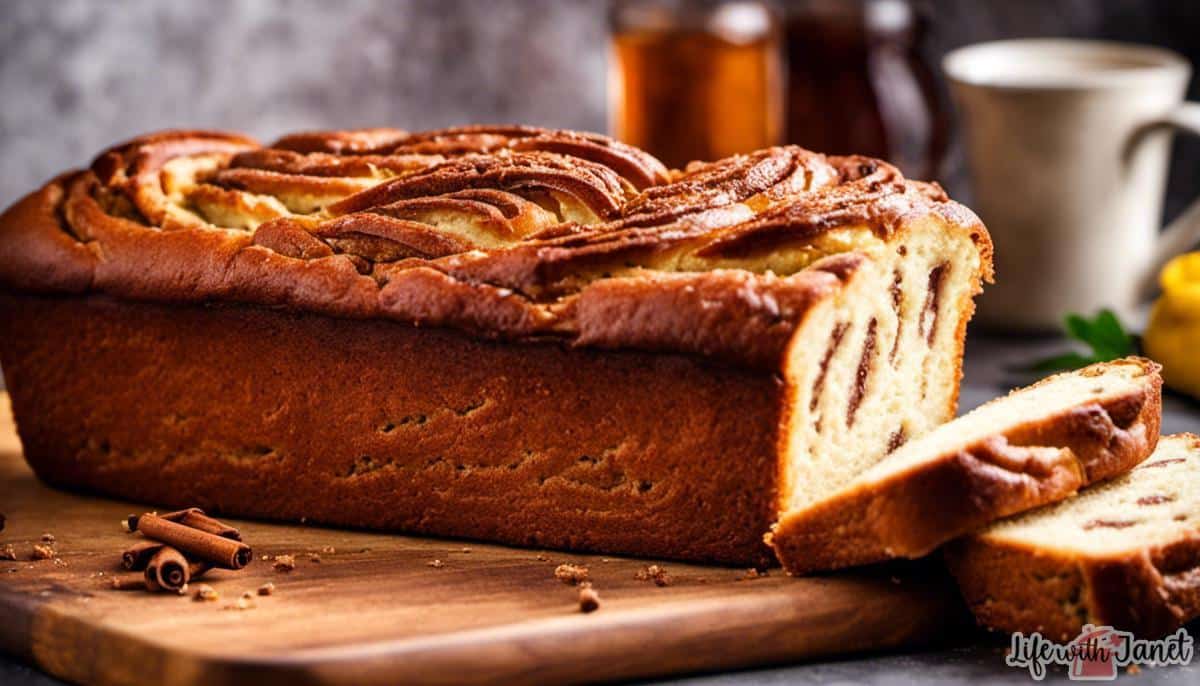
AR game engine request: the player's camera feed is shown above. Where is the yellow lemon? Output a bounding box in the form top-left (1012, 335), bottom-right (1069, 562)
top-left (1144, 251), bottom-right (1200, 398)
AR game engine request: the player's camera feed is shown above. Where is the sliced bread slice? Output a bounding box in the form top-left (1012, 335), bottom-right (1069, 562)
top-left (768, 357), bottom-right (1162, 575)
top-left (945, 434), bottom-right (1200, 640)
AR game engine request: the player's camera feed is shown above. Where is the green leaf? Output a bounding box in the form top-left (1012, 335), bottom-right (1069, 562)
top-left (1021, 309), bottom-right (1138, 373)
top-left (1027, 352), bottom-right (1096, 372)
top-left (1063, 313), bottom-right (1093, 346)
top-left (1088, 309), bottom-right (1136, 358)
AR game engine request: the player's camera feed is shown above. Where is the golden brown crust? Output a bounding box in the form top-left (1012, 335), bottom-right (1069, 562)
top-left (0, 127), bottom-right (991, 371)
top-left (568, 255), bottom-right (863, 367)
top-left (945, 433), bottom-right (1200, 640)
top-left (769, 359), bottom-right (1163, 575)
top-left (946, 520), bottom-right (1200, 640)
top-left (303, 124), bottom-right (673, 190)
top-left (0, 293), bottom-right (783, 565)
top-left (0, 173), bottom-right (97, 293)
top-left (0, 127), bottom-right (995, 565)
top-left (271, 127), bottom-right (412, 154)
top-left (944, 537), bottom-right (1092, 641)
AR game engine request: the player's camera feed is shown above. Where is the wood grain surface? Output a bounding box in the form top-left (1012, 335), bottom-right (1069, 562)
top-left (0, 395), bottom-right (968, 686)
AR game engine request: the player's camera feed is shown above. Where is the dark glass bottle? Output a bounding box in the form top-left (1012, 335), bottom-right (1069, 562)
top-left (783, 0), bottom-right (947, 180)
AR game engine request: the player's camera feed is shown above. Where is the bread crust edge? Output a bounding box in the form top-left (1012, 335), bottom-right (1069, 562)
top-left (944, 464), bottom-right (1200, 642)
top-left (769, 359), bottom-right (1163, 575)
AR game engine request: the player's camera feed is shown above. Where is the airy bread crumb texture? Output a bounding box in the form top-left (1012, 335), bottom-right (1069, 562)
top-left (979, 433), bottom-right (1200, 555)
top-left (770, 357), bottom-right (1162, 575)
top-left (781, 216), bottom-right (984, 510)
top-left (863, 357), bottom-right (1154, 482)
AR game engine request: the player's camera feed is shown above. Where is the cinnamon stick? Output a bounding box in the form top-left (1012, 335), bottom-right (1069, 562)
top-left (110, 573), bottom-right (149, 591)
top-left (144, 546), bottom-right (212, 592)
top-left (132, 513), bottom-right (251, 569)
top-left (144, 546), bottom-right (190, 592)
top-left (158, 508), bottom-right (203, 522)
top-left (159, 508), bottom-right (242, 541)
top-left (121, 540), bottom-right (165, 571)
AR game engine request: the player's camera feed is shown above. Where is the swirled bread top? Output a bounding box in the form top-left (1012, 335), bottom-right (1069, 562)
top-left (0, 126), bottom-right (991, 368)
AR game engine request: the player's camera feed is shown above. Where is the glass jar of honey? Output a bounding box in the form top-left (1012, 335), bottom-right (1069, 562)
top-left (609, 0), bottom-right (784, 169)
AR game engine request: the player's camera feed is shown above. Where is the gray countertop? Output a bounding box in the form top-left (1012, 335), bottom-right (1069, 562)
top-left (2, 334), bottom-right (1197, 685)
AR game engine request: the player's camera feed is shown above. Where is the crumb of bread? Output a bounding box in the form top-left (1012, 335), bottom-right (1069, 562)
top-left (40, 533), bottom-right (55, 543)
top-left (226, 594), bottom-right (256, 611)
top-left (578, 582), bottom-right (600, 613)
top-left (272, 554), bottom-right (296, 572)
top-left (308, 553), bottom-right (321, 563)
top-left (257, 582), bottom-right (275, 596)
top-left (31, 544), bottom-right (55, 561)
top-left (0, 544), bottom-right (16, 561)
top-left (739, 568), bottom-right (767, 581)
top-left (428, 559), bottom-right (445, 568)
top-left (321, 546), bottom-right (336, 554)
top-left (536, 554), bottom-right (548, 562)
top-left (193, 585), bottom-right (219, 602)
top-left (554, 563), bottom-right (590, 585)
top-left (1127, 665), bottom-right (1141, 675)
top-left (635, 565), bottom-right (672, 586)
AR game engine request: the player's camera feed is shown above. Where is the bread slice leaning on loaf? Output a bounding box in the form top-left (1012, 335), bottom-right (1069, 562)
top-left (768, 357), bottom-right (1163, 575)
top-left (946, 433), bottom-right (1200, 640)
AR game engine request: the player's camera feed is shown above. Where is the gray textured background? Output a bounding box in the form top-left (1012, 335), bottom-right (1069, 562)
top-left (2, 0), bottom-right (1199, 218)
top-left (0, 0), bottom-right (610, 207)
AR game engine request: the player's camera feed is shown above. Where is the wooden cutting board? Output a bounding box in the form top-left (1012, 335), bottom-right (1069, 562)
top-left (0, 394), bottom-right (968, 686)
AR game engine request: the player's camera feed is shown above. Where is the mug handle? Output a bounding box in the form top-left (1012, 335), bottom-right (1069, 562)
top-left (1138, 102), bottom-right (1200, 300)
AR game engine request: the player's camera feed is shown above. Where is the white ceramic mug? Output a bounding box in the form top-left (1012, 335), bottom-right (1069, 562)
top-left (944, 39), bottom-right (1200, 331)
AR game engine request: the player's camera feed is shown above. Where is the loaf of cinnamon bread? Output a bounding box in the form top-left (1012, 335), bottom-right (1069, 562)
top-left (0, 126), bottom-right (992, 564)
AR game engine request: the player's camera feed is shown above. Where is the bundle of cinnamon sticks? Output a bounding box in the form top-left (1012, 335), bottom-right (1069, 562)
top-left (113, 508), bottom-right (251, 593)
